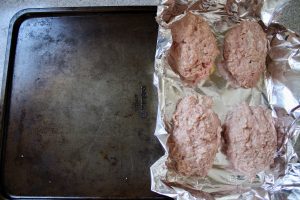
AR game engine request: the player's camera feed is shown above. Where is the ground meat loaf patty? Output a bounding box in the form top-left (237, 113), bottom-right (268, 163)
top-left (223, 103), bottom-right (277, 177)
top-left (223, 21), bottom-right (268, 88)
top-left (167, 95), bottom-right (222, 177)
top-left (168, 13), bottom-right (219, 84)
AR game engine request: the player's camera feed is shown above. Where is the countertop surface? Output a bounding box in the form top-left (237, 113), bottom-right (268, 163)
top-left (0, 0), bottom-right (299, 178)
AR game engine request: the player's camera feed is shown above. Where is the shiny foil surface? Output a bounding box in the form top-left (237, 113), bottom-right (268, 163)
top-left (151, 0), bottom-right (300, 199)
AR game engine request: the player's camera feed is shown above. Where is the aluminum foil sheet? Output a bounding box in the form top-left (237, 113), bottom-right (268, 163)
top-left (150, 0), bottom-right (300, 199)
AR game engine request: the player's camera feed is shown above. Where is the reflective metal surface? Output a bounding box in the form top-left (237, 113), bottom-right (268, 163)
top-left (151, 0), bottom-right (300, 199)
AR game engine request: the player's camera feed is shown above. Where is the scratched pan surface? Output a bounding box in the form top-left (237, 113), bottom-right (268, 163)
top-left (0, 7), bottom-right (166, 199)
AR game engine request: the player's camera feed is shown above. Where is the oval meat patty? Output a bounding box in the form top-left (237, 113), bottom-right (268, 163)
top-left (168, 13), bottom-right (219, 84)
top-left (167, 95), bottom-right (222, 177)
top-left (223, 21), bottom-right (267, 88)
top-left (223, 103), bottom-right (277, 177)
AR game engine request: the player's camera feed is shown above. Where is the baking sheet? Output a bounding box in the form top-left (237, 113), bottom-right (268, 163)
top-left (0, 7), bottom-right (166, 199)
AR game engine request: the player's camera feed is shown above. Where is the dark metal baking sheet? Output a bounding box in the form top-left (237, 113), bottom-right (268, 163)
top-left (0, 7), bottom-right (167, 199)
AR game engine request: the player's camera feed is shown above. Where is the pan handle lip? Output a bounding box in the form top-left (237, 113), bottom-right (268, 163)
top-left (8, 6), bottom-right (158, 25)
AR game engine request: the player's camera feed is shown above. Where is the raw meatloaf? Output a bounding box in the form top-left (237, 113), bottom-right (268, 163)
top-left (223, 103), bottom-right (277, 177)
top-left (167, 95), bottom-right (222, 177)
top-left (168, 13), bottom-right (219, 84)
top-left (223, 21), bottom-right (268, 88)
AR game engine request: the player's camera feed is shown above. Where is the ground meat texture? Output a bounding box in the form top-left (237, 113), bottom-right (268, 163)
top-left (223, 21), bottom-right (267, 88)
top-left (223, 103), bottom-right (277, 177)
top-left (168, 13), bottom-right (219, 84)
top-left (167, 95), bottom-right (222, 177)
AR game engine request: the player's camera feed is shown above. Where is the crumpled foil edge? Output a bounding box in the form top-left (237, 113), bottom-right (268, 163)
top-left (151, 0), bottom-right (300, 199)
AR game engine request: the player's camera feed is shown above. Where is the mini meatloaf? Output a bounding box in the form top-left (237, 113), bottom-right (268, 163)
top-left (167, 95), bottom-right (222, 177)
top-left (168, 13), bottom-right (219, 84)
top-left (223, 103), bottom-right (277, 177)
top-left (223, 21), bottom-right (268, 88)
